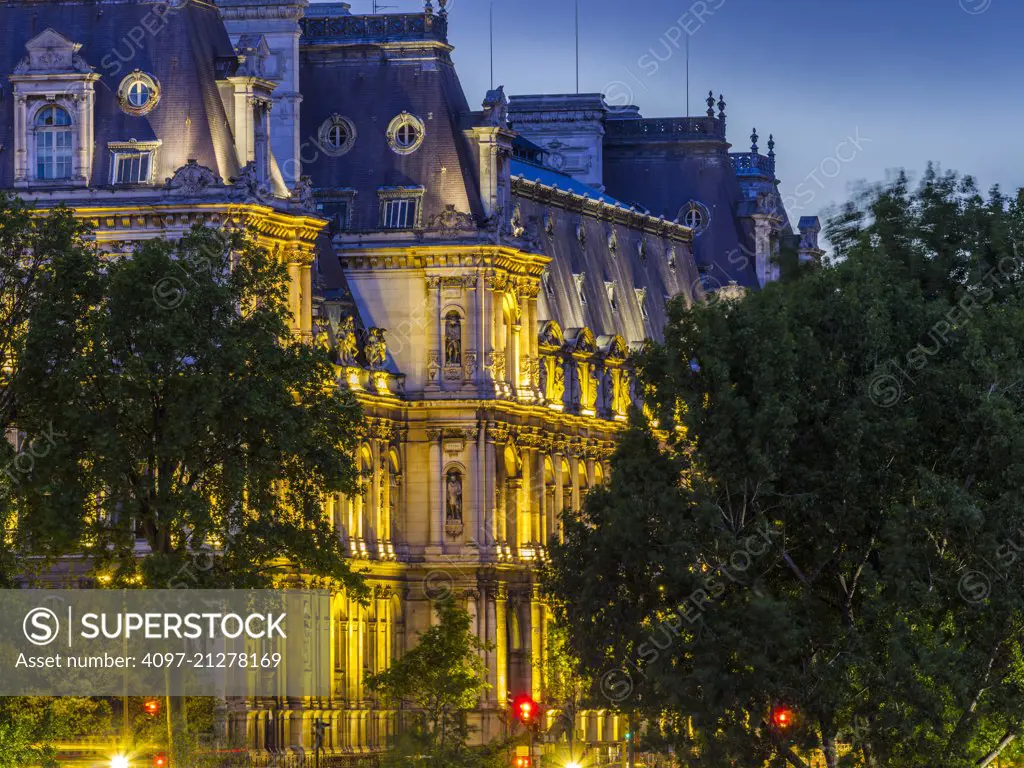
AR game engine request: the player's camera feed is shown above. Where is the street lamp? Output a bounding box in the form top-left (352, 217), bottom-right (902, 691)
top-left (110, 756), bottom-right (131, 768)
top-left (565, 762), bottom-right (581, 768)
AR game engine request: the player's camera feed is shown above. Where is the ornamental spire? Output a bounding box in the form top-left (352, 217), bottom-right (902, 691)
top-left (706, 91), bottom-right (715, 118)
top-left (768, 134), bottom-right (775, 159)
top-left (717, 94), bottom-right (726, 121)
top-left (750, 128), bottom-right (758, 154)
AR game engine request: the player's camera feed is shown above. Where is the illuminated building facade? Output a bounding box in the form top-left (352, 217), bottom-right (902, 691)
top-left (0, 0), bottom-right (822, 761)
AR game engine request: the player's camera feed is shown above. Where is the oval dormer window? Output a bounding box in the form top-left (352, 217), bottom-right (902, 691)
top-left (319, 114), bottom-right (357, 157)
top-left (118, 71), bottom-right (160, 116)
top-left (387, 112), bottom-right (425, 155)
top-left (681, 200), bottom-right (711, 235)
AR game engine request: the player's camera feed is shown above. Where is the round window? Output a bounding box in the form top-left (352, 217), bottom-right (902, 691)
top-left (680, 201), bottom-right (711, 235)
top-left (387, 112), bottom-right (425, 155)
top-left (118, 71), bottom-right (160, 116)
top-left (319, 115), bottom-right (357, 156)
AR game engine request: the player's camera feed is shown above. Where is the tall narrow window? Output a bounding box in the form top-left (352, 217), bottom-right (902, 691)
top-left (35, 106), bottom-right (73, 180)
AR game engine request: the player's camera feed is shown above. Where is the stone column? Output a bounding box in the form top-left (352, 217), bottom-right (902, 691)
top-left (484, 428), bottom-right (498, 551)
top-left (427, 429), bottom-right (443, 554)
top-left (495, 584), bottom-right (509, 705)
top-left (569, 454), bottom-right (581, 513)
top-left (507, 478), bottom-right (522, 550)
top-left (530, 592), bottom-right (543, 700)
top-left (484, 586), bottom-right (498, 704)
top-left (553, 454), bottom-right (565, 543)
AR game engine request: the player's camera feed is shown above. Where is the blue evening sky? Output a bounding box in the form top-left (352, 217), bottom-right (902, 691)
top-left (343, 0), bottom-right (1021, 223)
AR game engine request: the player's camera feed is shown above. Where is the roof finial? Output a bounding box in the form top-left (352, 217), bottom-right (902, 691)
top-left (706, 91), bottom-right (715, 119)
top-left (717, 94), bottom-right (726, 121)
top-left (750, 128), bottom-right (758, 154)
top-left (425, 0), bottom-right (433, 12)
top-left (438, 0), bottom-right (448, 16)
top-left (767, 134), bottom-right (775, 159)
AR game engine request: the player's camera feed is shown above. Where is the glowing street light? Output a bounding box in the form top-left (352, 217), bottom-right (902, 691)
top-left (565, 762), bottom-right (582, 768)
top-left (110, 756), bottom-right (131, 768)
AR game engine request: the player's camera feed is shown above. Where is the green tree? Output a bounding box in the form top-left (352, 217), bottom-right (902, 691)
top-left (10, 223), bottom-right (364, 593)
top-left (0, 696), bottom-right (111, 768)
top-left (367, 598), bottom-right (490, 765)
top-left (547, 168), bottom-right (1024, 768)
top-left (0, 197), bottom-right (95, 586)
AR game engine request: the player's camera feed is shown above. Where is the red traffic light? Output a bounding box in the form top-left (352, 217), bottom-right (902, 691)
top-left (153, 754), bottom-right (167, 767)
top-left (510, 693), bottom-right (538, 725)
top-left (771, 706), bottom-right (794, 729)
top-left (143, 699), bottom-right (161, 716)
top-left (513, 758), bottom-right (532, 768)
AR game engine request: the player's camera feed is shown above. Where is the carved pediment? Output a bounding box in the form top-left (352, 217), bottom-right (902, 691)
top-left (426, 204), bottom-right (476, 233)
top-left (15, 29), bottom-right (92, 75)
top-left (538, 320), bottom-right (564, 348)
top-left (164, 160), bottom-right (223, 195)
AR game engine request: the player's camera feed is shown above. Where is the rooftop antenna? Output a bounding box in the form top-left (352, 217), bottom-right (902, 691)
top-left (575, 0), bottom-right (580, 94)
top-left (490, 0), bottom-right (494, 90)
top-left (686, 32), bottom-right (690, 115)
top-left (372, 0), bottom-right (397, 12)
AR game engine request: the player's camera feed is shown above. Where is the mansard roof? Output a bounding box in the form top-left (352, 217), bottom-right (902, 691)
top-left (0, 0), bottom-right (240, 188)
top-left (299, 8), bottom-right (483, 229)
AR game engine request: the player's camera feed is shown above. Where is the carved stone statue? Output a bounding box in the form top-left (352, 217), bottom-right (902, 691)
top-left (231, 161), bottom-right (269, 203)
top-left (552, 360), bottom-right (566, 403)
top-left (292, 175), bottom-right (316, 211)
top-left (444, 313), bottom-right (462, 365)
top-left (337, 316), bottom-right (358, 365)
top-left (445, 470), bottom-right (463, 522)
top-left (366, 327), bottom-right (387, 370)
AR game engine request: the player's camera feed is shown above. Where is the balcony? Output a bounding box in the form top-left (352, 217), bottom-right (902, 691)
top-left (300, 13), bottom-right (448, 45)
top-left (730, 152), bottom-right (776, 178)
top-left (605, 116), bottom-right (726, 142)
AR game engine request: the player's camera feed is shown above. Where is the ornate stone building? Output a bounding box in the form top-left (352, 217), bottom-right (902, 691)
top-left (0, 0), bottom-right (822, 762)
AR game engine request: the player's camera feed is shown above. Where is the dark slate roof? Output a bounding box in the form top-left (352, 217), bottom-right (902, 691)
top-left (511, 159), bottom-right (622, 207)
top-left (603, 141), bottom-right (760, 287)
top-left (0, 0), bottom-right (240, 189)
top-left (299, 14), bottom-right (483, 227)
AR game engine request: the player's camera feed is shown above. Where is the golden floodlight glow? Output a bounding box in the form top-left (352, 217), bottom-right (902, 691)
top-left (110, 755), bottom-right (130, 768)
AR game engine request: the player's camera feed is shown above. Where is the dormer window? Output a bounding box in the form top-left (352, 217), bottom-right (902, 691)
top-left (378, 186), bottom-right (424, 230)
top-left (11, 29), bottom-right (99, 187)
top-left (35, 106), bottom-right (73, 180)
top-left (108, 141), bottom-right (160, 185)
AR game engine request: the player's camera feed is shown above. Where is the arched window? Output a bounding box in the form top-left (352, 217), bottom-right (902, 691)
top-left (444, 311), bottom-right (462, 366)
top-left (35, 105), bottom-right (73, 180)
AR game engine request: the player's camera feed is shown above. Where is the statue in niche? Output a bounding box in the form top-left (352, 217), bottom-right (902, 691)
top-left (444, 311), bottom-right (462, 365)
top-left (445, 469), bottom-right (463, 534)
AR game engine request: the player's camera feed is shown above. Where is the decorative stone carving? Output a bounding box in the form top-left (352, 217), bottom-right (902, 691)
top-left (463, 351), bottom-right (478, 379)
top-left (544, 210), bottom-right (556, 237)
top-left (231, 161), bottom-right (270, 202)
top-left (292, 176), bottom-right (316, 211)
top-left (510, 205), bottom-right (525, 238)
top-left (576, 220), bottom-right (586, 248)
top-left (366, 328), bottom-right (387, 370)
top-left (608, 229), bottom-right (619, 255)
top-left (481, 86), bottom-right (508, 127)
top-left (426, 204), bottom-right (476, 233)
top-left (338, 316), bottom-right (359, 365)
top-left (165, 160), bottom-right (222, 195)
top-left (427, 350), bottom-right (442, 382)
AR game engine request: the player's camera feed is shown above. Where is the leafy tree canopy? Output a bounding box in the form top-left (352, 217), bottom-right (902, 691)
top-left (546, 168), bottom-right (1024, 768)
top-left (4, 206), bottom-right (363, 593)
top-left (367, 598), bottom-right (490, 764)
